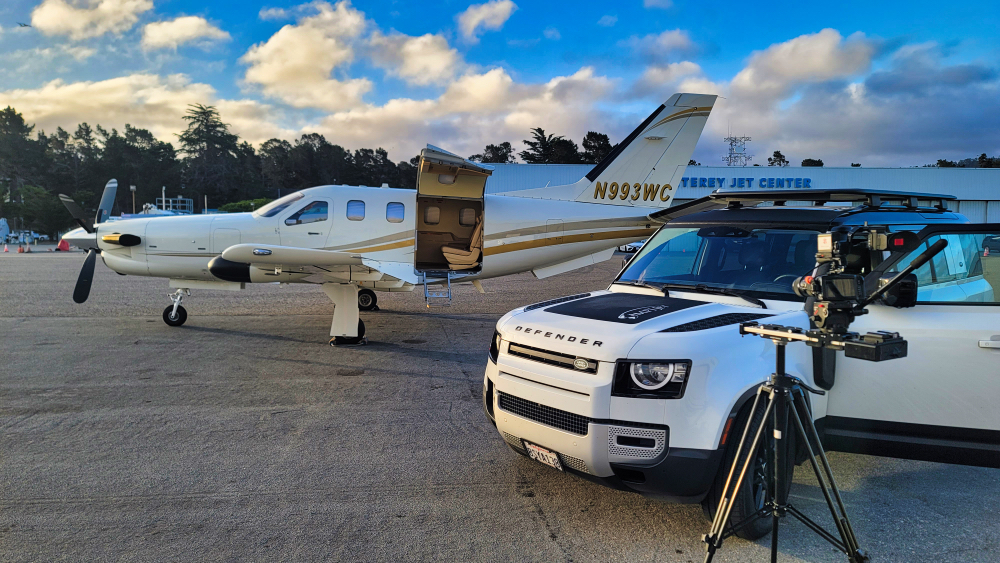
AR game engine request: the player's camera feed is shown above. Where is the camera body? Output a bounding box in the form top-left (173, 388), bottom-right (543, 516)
top-left (792, 230), bottom-right (869, 332)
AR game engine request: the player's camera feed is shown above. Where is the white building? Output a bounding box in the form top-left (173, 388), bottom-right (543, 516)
top-left (485, 164), bottom-right (1000, 222)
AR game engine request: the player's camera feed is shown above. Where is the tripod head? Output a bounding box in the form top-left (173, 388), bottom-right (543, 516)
top-left (792, 228), bottom-right (948, 334)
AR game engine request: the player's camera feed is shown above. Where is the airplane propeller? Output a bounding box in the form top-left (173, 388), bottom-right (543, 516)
top-left (58, 179), bottom-right (118, 303)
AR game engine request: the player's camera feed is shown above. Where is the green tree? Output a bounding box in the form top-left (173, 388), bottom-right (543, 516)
top-left (551, 138), bottom-right (582, 164)
top-left (218, 198), bottom-right (273, 213)
top-left (767, 150), bottom-right (789, 167)
top-left (0, 107), bottom-right (43, 222)
top-left (801, 158), bottom-right (824, 167)
top-left (688, 159), bottom-right (701, 166)
top-left (177, 104), bottom-right (240, 210)
top-left (469, 142), bottom-right (516, 163)
top-left (519, 128), bottom-right (560, 163)
top-left (19, 185), bottom-right (72, 238)
top-left (851, 163), bottom-right (861, 167)
top-left (581, 132), bottom-right (613, 164)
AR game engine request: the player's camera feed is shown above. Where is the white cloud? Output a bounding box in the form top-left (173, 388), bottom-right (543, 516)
top-left (259, 7), bottom-right (290, 21)
top-left (0, 73), bottom-right (292, 145)
top-left (543, 27), bottom-right (560, 40)
top-left (141, 17), bottom-right (231, 51)
top-left (311, 66), bottom-right (616, 160)
top-left (457, 0), bottom-right (517, 43)
top-left (368, 31), bottom-right (462, 86)
top-left (730, 29), bottom-right (875, 103)
top-left (624, 29), bottom-right (695, 61)
top-left (643, 0), bottom-right (673, 8)
top-left (241, 0), bottom-right (371, 111)
top-left (31, 0), bottom-right (153, 40)
top-left (597, 15), bottom-right (617, 27)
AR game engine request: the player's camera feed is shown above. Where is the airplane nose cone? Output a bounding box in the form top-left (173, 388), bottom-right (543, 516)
top-left (62, 227), bottom-right (96, 250)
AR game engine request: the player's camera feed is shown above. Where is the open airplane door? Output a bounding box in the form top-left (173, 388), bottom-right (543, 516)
top-left (415, 145), bottom-right (493, 274)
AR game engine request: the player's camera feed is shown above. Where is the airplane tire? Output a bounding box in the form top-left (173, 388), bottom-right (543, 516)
top-left (163, 305), bottom-right (187, 327)
top-left (358, 289), bottom-right (378, 311)
top-left (331, 319), bottom-right (366, 346)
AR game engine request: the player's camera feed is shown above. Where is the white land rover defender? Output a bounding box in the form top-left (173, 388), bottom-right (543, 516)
top-left (483, 189), bottom-right (1000, 539)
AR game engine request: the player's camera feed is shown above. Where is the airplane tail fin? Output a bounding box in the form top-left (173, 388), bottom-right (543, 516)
top-left (500, 93), bottom-right (716, 208)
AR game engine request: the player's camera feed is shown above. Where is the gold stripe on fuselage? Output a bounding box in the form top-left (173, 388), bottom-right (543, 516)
top-left (483, 228), bottom-right (656, 256)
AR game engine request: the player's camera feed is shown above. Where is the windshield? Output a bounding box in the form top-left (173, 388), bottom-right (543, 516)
top-left (253, 192), bottom-right (304, 217)
top-left (618, 226), bottom-right (820, 300)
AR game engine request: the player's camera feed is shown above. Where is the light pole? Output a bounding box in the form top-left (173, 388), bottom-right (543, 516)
top-left (130, 185), bottom-right (136, 214)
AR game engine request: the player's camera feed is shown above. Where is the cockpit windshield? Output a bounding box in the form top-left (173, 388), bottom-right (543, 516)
top-left (253, 192), bottom-right (305, 217)
top-left (617, 226), bottom-right (821, 300)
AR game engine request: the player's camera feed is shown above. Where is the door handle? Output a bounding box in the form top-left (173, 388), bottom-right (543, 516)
top-left (308, 232), bottom-right (321, 235)
top-left (979, 339), bottom-right (1000, 349)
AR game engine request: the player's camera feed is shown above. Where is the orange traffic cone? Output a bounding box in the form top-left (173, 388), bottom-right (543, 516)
top-left (25, 245), bottom-right (31, 253)
top-left (3, 244), bottom-right (7, 252)
top-left (985, 247), bottom-right (990, 257)
top-left (17, 245), bottom-right (24, 253)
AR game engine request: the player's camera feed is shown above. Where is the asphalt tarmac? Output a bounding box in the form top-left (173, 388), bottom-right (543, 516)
top-left (1, 251), bottom-right (997, 562)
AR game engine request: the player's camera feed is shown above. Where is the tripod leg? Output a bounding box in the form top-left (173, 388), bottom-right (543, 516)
top-left (770, 387), bottom-right (790, 563)
top-left (704, 387), bottom-right (774, 562)
top-left (788, 390), bottom-right (867, 562)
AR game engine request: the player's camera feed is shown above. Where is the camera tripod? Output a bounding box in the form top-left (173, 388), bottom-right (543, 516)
top-left (702, 323), bottom-right (869, 563)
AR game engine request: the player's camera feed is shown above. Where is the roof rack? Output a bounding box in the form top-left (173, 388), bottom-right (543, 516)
top-left (650, 188), bottom-right (957, 222)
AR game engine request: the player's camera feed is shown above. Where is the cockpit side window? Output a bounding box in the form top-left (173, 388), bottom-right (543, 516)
top-left (254, 191), bottom-right (304, 217)
top-left (285, 201), bottom-right (329, 225)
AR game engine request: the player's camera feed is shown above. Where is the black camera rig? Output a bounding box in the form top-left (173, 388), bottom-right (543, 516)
top-left (703, 228), bottom-right (949, 563)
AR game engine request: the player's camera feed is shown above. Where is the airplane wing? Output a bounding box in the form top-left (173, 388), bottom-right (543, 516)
top-left (221, 244), bottom-right (362, 266)
top-left (219, 244), bottom-right (420, 285)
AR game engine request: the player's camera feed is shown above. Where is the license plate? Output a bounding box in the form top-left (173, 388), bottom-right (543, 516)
top-left (524, 442), bottom-right (563, 471)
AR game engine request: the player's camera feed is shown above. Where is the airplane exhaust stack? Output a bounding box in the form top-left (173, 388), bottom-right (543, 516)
top-left (101, 233), bottom-right (142, 247)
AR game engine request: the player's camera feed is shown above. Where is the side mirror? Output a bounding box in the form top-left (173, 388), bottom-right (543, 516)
top-left (878, 273), bottom-right (918, 308)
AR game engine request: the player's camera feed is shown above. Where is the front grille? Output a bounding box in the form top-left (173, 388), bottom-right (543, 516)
top-left (560, 454), bottom-right (590, 474)
top-left (502, 431), bottom-right (525, 451)
top-left (608, 425), bottom-right (667, 459)
top-left (524, 293), bottom-right (591, 311)
top-left (497, 391), bottom-right (591, 435)
top-left (507, 342), bottom-right (598, 374)
top-left (661, 313), bottom-right (773, 333)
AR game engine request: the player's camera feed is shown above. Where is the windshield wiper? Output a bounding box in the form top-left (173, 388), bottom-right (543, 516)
top-left (659, 283), bottom-right (766, 309)
top-left (616, 280), bottom-right (669, 295)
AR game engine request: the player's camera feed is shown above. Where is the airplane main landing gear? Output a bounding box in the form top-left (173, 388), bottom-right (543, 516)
top-left (358, 288), bottom-right (378, 311)
top-left (163, 288), bottom-right (189, 327)
top-left (330, 319), bottom-right (366, 346)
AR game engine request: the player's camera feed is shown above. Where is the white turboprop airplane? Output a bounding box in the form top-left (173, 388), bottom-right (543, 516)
top-left (61, 93), bottom-right (716, 344)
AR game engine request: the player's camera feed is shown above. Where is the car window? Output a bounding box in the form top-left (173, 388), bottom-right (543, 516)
top-left (619, 227), bottom-right (820, 299)
top-left (386, 202), bottom-right (404, 223)
top-left (347, 200), bottom-right (365, 221)
top-left (424, 206), bottom-right (440, 225)
top-left (284, 201), bottom-right (328, 225)
top-left (887, 233), bottom-right (998, 304)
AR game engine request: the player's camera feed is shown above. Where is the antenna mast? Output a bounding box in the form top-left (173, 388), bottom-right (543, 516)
top-left (722, 135), bottom-right (753, 167)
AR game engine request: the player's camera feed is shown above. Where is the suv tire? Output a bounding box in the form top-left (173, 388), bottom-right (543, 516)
top-left (701, 399), bottom-right (795, 540)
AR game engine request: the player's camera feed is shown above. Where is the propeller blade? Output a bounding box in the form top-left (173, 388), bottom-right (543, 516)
top-left (95, 179), bottom-right (118, 225)
top-left (58, 193), bottom-right (94, 234)
top-left (73, 249), bottom-right (98, 304)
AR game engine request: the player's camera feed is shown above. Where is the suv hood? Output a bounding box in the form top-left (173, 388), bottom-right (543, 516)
top-left (498, 290), bottom-right (775, 361)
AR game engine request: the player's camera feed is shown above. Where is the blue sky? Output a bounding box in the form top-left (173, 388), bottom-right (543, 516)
top-left (0, 0), bottom-right (997, 167)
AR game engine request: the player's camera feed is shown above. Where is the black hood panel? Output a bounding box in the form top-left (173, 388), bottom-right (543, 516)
top-left (543, 293), bottom-right (703, 324)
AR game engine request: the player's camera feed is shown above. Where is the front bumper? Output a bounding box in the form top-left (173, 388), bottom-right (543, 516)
top-left (484, 367), bottom-right (723, 504)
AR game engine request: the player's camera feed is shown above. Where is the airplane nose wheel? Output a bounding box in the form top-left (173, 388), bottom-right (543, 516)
top-left (330, 319), bottom-right (366, 346)
top-left (163, 288), bottom-right (189, 327)
top-left (358, 289), bottom-right (378, 311)
top-left (163, 305), bottom-right (187, 327)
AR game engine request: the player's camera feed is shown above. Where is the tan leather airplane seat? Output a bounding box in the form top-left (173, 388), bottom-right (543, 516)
top-left (442, 218), bottom-right (483, 270)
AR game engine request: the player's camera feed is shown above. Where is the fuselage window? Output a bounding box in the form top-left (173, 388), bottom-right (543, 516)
top-left (386, 202), bottom-right (405, 223)
top-left (285, 201), bottom-right (329, 225)
top-left (459, 207), bottom-right (477, 226)
top-left (347, 200), bottom-right (365, 221)
top-left (424, 206), bottom-right (441, 225)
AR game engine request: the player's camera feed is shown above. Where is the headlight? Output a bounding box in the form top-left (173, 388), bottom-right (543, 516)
top-left (489, 330), bottom-right (501, 363)
top-left (613, 360), bottom-right (691, 399)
